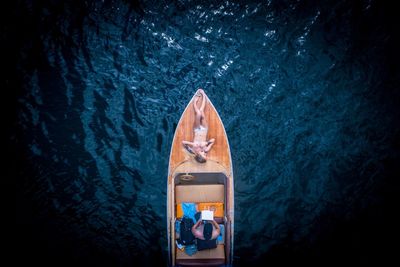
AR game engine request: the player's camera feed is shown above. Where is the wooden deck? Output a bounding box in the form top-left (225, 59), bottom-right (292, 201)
top-left (168, 90), bottom-right (232, 179)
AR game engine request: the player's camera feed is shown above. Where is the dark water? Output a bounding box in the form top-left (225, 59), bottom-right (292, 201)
top-left (9, 0), bottom-right (399, 266)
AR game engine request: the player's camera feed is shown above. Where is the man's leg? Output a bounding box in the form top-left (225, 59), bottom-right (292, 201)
top-left (198, 90), bottom-right (208, 128)
top-left (199, 90), bottom-right (206, 112)
top-left (193, 94), bottom-right (202, 129)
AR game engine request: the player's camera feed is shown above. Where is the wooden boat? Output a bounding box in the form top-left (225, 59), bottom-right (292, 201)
top-left (167, 89), bottom-right (234, 266)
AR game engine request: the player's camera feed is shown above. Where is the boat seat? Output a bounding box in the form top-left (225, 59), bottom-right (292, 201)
top-left (175, 184), bottom-right (225, 224)
top-left (176, 244), bottom-right (225, 266)
top-left (175, 184), bottom-right (224, 203)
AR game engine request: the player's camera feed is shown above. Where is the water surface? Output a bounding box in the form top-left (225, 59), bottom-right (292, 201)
top-left (11, 0), bottom-right (400, 266)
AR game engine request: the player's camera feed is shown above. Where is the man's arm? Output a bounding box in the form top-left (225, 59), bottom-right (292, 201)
top-left (191, 220), bottom-right (204, 239)
top-left (182, 140), bottom-right (196, 154)
top-left (210, 220), bottom-right (220, 231)
top-left (210, 219), bottom-right (220, 239)
top-left (182, 140), bottom-right (195, 146)
top-left (204, 138), bottom-right (215, 153)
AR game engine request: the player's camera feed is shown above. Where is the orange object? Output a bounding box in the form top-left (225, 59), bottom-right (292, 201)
top-left (197, 202), bottom-right (224, 217)
top-left (176, 202), bottom-right (225, 218)
top-left (176, 203), bottom-right (184, 218)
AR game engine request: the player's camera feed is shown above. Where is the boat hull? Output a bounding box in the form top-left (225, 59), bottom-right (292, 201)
top-left (167, 90), bottom-right (234, 266)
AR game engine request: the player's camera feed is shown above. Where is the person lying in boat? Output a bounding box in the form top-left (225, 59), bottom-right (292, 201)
top-left (182, 89), bottom-right (215, 163)
top-left (191, 216), bottom-right (220, 250)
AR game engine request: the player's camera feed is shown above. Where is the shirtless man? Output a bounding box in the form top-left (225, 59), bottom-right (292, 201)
top-left (182, 89), bottom-right (215, 163)
top-left (191, 218), bottom-right (220, 241)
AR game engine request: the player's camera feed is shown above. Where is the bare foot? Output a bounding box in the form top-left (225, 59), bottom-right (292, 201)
top-left (195, 90), bottom-right (204, 103)
top-left (194, 94), bottom-right (202, 105)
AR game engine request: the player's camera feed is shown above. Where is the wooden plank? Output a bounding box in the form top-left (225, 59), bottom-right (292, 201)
top-left (172, 160), bottom-right (228, 175)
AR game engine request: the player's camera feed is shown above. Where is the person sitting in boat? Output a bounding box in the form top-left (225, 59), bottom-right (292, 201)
top-left (191, 216), bottom-right (220, 250)
top-left (182, 89), bottom-right (215, 163)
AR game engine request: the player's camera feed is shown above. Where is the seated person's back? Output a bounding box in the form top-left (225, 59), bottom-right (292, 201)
top-left (191, 218), bottom-right (220, 250)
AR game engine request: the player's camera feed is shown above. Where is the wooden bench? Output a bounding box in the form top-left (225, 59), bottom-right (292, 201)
top-left (175, 184), bottom-right (225, 224)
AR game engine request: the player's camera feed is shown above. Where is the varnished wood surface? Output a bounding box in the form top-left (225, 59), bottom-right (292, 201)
top-left (168, 89), bottom-right (232, 180)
